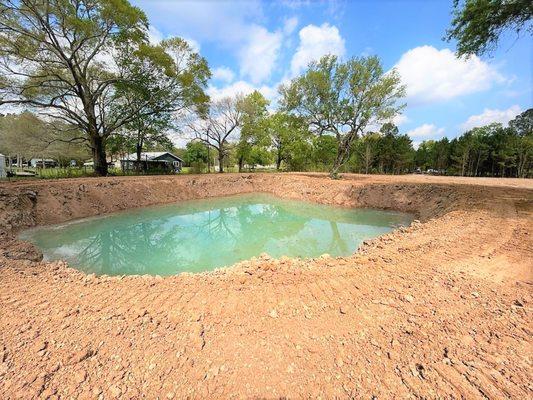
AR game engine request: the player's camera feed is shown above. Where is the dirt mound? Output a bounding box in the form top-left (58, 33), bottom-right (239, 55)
top-left (0, 173), bottom-right (532, 399)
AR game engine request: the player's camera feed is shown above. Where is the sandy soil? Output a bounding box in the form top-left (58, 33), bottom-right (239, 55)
top-left (0, 173), bottom-right (532, 399)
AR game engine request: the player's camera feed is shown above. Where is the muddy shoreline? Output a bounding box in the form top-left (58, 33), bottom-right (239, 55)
top-left (0, 173), bottom-right (532, 398)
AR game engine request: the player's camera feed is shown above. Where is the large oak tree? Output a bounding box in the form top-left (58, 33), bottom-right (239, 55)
top-left (0, 0), bottom-right (208, 175)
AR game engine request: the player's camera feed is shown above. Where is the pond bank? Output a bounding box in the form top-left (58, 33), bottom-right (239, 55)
top-left (0, 173), bottom-right (532, 398)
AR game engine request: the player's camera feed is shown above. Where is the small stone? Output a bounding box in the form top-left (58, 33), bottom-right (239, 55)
top-left (471, 292), bottom-right (480, 298)
top-left (269, 309), bottom-right (278, 319)
top-left (109, 385), bottom-right (122, 398)
top-left (339, 305), bottom-right (347, 315)
top-left (0, 362), bottom-right (8, 376)
top-left (335, 356), bottom-right (344, 367)
top-left (74, 370), bottom-right (87, 384)
top-left (403, 294), bottom-right (414, 303)
top-left (34, 340), bottom-right (47, 353)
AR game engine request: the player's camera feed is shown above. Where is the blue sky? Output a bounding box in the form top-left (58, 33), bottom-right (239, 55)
top-left (132, 0), bottom-right (532, 146)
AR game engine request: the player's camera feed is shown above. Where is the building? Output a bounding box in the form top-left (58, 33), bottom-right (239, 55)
top-left (120, 152), bottom-right (183, 173)
top-left (29, 158), bottom-right (58, 168)
top-left (0, 154), bottom-right (5, 178)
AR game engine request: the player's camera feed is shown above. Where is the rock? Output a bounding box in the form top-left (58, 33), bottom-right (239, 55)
top-left (471, 292), bottom-right (480, 298)
top-left (34, 340), bottom-right (47, 353)
top-left (403, 294), bottom-right (414, 303)
top-left (0, 362), bottom-right (8, 376)
top-left (69, 348), bottom-right (95, 364)
top-left (74, 370), bottom-right (87, 384)
top-left (339, 305), bottom-right (347, 315)
top-left (109, 385), bottom-right (122, 398)
top-left (269, 309), bottom-right (278, 319)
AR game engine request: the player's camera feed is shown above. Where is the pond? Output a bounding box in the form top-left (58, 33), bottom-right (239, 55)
top-left (20, 193), bottom-right (414, 276)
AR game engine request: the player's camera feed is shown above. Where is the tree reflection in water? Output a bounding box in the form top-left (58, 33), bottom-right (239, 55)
top-left (21, 194), bottom-right (413, 275)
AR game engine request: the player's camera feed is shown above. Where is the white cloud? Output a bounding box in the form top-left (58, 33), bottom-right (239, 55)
top-left (239, 25), bottom-right (282, 84)
top-left (393, 114), bottom-right (409, 126)
top-left (283, 17), bottom-right (299, 35)
top-left (207, 80), bottom-right (277, 102)
top-left (406, 124), bottom-right (445, 139)
top-left (460, 105), bottom-right (521, 131)
top-left (147, 25), bottom-right (200, 53)
top-left (212, 67), bottom-right (235, 84)
top-left (394, 46), bottom-right (506, 104)
top-left (290, 23), bottom-right (346, 76)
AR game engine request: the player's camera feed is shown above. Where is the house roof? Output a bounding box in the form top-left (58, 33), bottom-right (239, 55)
top-left (122, 152), bottom-right (183, 162)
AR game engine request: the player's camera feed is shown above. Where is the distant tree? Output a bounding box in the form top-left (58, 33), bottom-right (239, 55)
top-left (187, 96), bottom-right (242, 173)
top-left (354, 132), bottom-right (381, 174)
top-left (445, 0), bottom-right (533, 56)
top-left (236, 91), bottom-right (269, 171)
top-left (509, 109), bottom-right (532, 177)
top-left (0, 112), bottom-right (89, 166)
top-left (312, 135), bottom-right (338, 171)
top-left (0, 0), bottom-right (206, 175)
top-left (280, 55), bottom-right (405, 177)
top-left (264, 112), bottom-right (309, 170)
top-left (184, 140), bottom-right (209, 173)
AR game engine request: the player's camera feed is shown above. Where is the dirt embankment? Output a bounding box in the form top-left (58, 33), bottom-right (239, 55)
top-left (0, 173), bottom-right (532, 399)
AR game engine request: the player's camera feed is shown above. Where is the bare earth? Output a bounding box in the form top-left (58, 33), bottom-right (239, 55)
top-left (0, 173), bottom-right (532, 399)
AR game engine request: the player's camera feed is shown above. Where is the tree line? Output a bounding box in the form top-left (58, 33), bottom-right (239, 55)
top-left (181, 96), bottom-right (532, 178)
top-left (0, 0), bottom-right (531, 178)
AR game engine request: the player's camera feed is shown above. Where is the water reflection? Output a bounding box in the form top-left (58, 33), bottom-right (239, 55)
top-left (20, 194), bottom-right (413, 276)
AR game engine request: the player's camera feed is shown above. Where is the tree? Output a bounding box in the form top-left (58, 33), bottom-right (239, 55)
top-left (354, 132), bottom-right (380, 174)
top-left (0, 0), bottom-right (204, 175)
top-left (236, 91), bottom-right (269, 172)
top-left (280, 55), bottom-right (405, 177)
top-left (509, 109), bottom-right (532, 177)
top-left (445, 0), bottom-right (533, 56)
top-left (0, 112), bottom-right (91, 166)
top-left (183, 140), bottom-right (209, 173)
top-left (264, 112), bottom-right (309, 170)
top-left (312, 135), bottom-right (338, 171)
top-left (187, 96), bottom-right (242, 173)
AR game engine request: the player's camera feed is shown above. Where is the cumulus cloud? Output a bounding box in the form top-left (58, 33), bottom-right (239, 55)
top-left (406, 124), bottom-right (445, 139)
top-left (394, 46), bottom-right (506, 104)
top-left (147, 25), bottom-right (200, 53)
top-left (283, 17), bottom-right (299, 35)
top-left (290, 23), bottom-right (346, 76)
top-left (207, 80), bottom-right (277, 102)
top-left (392, 114), bottom-right (409, 126)
top-left (212, 67), bottom-right (235, 84)
top-left (239, 25), bottom-right (282, 84)
top-left (460, 105), bottom-right (521, 131)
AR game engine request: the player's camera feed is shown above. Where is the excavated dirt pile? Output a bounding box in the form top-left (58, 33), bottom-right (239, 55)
top-left (0, 173), bottom-right (531, 399)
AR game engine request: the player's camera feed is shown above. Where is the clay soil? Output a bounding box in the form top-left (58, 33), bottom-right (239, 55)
top-left (0, 173), bottom-right (532, 399)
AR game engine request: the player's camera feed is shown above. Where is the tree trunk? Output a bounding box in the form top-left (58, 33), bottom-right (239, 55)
top-left (238, 155), bottom-right (244, 173)
top-left (91, 135), bottom-right (108, 176)
top-left (136, 140), bottom-right (143, 174)
top-left (276, 153), bottom-right (282, 170)
top-left (218, 149), bottom-right (224, 173)
top-left (330, 141), bottom-right (349, 179)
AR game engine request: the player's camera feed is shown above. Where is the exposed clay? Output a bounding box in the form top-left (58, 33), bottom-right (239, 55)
top-left (0, 173), bottom-right (532, 399)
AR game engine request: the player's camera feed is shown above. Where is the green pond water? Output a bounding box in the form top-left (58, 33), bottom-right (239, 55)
top-left (20, 193), bottom-right (413, 276)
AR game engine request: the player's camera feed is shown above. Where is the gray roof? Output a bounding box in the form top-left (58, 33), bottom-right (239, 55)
top-left (122, 152), bottom-right (183, 162)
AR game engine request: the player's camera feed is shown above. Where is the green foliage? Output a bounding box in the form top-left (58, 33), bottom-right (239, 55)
top-left (416, 111), bottom-right (532, 178)
top-left (445, 0), bottom-right (533, 56)
top-left (0, 0), bottom-right (210, 176)
top-left (280, 54), bottom-right (405, 175)
top-left (184, 141), bottom-right (209, 173)
top-left (236, 91), bottom-right (270, 171)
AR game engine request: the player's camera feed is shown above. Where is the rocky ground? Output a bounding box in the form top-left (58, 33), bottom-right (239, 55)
top-left (0, 173), bottom-right (531, 399)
